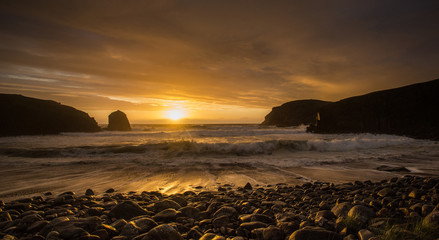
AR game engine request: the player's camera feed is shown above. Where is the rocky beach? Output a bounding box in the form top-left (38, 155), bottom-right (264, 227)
top-left (1, 176), bottom-right (439, 240)
top-left (2, 1), bottom-right (439, 239)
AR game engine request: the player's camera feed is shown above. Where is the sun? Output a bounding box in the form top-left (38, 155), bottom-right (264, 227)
top-left (165, 109), bottom-right (185, 121)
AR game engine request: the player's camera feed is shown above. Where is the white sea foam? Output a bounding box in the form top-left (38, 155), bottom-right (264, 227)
top-left (0, 124), bottom-right (437, 167)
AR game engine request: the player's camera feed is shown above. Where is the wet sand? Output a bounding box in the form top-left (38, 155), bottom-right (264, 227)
top-left (2, 154), bottom-right (438, 202)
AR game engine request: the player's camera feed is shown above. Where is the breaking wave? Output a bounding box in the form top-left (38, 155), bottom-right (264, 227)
top-left (0, 134), bottom-right (417, 158)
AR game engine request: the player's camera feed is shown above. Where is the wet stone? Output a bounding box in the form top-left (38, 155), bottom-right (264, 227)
top-left (213, 206), bottom-right (237, 218)
top-left (240, 221), bottom-right (268, 231)
top-left (288, 226), bottom-right (342, 240)
top-left (153, 200), bottom-right (181, 212)
top-left (153, 208), bottom-right (179, 222)
top-left (244, 182), bottom-right (253, 190)
top-left (105, 188), bottom-right (115, 193)
top-left (347, 205), bottom-right (375, 223)
top-left (199, 233), bottom-right (226, 240)
top-left (179, 206), bottom-right (200, 219)
top-left (109, 201), bottom-right (148, 220)
top-left (140, 224), bottom-right (183, 240)
top-left (85, 189), bottom-right (95, 196)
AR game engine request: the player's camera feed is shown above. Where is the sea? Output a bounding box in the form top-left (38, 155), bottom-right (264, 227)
top-left (1, 124), bottom-right (438, 198)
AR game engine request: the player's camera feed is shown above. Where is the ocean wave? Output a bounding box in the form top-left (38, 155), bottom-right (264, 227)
top-left (0, 134), bottom-right (417, 158)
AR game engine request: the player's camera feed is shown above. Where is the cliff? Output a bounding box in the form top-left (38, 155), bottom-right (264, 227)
top-left (107, 110), bottom-right (131, 131)
top-left (313, 79), bottom-right (439, 140)
top-left (0, 94), bottom-right (101, 136)
top-left (261, 100), bottom-right (332, 127)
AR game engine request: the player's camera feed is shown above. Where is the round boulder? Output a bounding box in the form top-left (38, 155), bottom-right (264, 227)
top-left (141, 224), bottom-right (183, 240)
top-left (289, 226), bottom-right (342, 240)
top-left (347, 205), bottom-right (375, 224)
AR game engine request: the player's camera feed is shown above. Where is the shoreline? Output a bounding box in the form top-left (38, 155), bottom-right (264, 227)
top-left (1, 158), bottom-right (436, 202)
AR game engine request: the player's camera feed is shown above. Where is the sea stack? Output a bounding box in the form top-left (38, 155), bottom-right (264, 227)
top-left (107, 110), bottom-right (131, 131)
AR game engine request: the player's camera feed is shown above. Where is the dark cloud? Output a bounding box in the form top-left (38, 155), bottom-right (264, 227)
top-left (0, 0), bottom-right (438, 123)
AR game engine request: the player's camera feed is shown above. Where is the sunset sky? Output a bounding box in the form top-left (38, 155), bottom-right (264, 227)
top-left (0, 1), bottom-right (438, 123)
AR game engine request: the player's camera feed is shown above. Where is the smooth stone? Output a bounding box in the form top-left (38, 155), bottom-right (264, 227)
top-left (59, 226), bottom-right (89, 239)
top-left (377, 188), bottom-right (394, 197)
top-left (212, 215), bottom-right (230, 228)
top-left (105, 188), bottom-right (115, 193)
top-left (240, 214), bottom-right (273, 223)
top-left (358, 229), bottom-right (375, 240)
top-left (87, 207), bottom-right (104, 216)
top-left (240, 221), bottom-right (268, 230)
top-left (140, 224), bottom-right (183, 240)
top-left (315, 210), bottom-right (336, 220)
top-left (91, 229), bottom-right (108, 240)
top-left (169, 196), bottom-right (187, 207)
top-left (111, 236), bottom-right (128, 240)
top-left (347, 205), bottom-right (375, 223)
top-left (332, 202), bottom-right (352, 218)
top-left (200, 233), bottom-right (226, 240)
top-left (152, 209), bottom-right (179, 222)
top-left (110, 219), bottom-right (127, 231)
top-left (85, 189), bottom-right (95, 196)
top-left (187, 228), bottom-right (203, 239)
top-left (409, 189), bottom-right (421, 199)
top-left (263, 225), bottom-right (283, 240)
top-left (46, 231), bottom-right (60, 240)
top-left (0, 212), bottom-right (12, 222)
top-left (289, 226), bottom-right (342, 240)
top-left (1, 235), bottom-right (17, 240)
top-left (179, 206), bottom-right (200, 219)
top-left (153, 200), bottom-right (181, 212)
top-left (213, 206), bottom-right (237, 218)
top-left (422, 204), bottom-right (434, 216)
top-left (132, 217), bottom-right (158, 233)
top-left (120, 222), bottom-right (141, 238)
top-left (423, 211), bottom-right (439, 225)
top-left (109, 201), bottom-right (148, 220)
top-left (244, 182), bottom-right (253, 190)
top-left (98, 224), bottom-right (118, 237)
top-left (26, 220), bottom-right (49, 233)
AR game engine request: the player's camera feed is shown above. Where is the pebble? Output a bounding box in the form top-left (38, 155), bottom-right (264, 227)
top-left (1, 176), bottom-right (438, 240)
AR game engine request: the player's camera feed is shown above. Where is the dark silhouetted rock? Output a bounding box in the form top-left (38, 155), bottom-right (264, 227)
top-left (244, 182), bottom-right (253, 190)
top-left (289, 226), bottom-right (342, 240)
top-left (85, 189), bottom-right (95, 196)
top-left (423, 211), bottom-right (439, 225)
top-left (199, 233), bottom-right (225, 240)
top-left (109, 201), bottom-right (149, 220)
top-left (261, 100), bottom-right (332, 127)
top-left (141, 224), bottom-right (183, 240)
top-left (312, 79), bottom-right (439, 140)
top-left (331, 202), bottom-right (352, 218)
top-left (107, 110), bottom-right (131, 131)
top-left (0, 94), bottom-right (100, 136)
top-left (347, 205), bottom-right (375, 224)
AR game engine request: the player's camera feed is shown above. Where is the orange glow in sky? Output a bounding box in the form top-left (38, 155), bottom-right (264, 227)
top-left (165, 108), bottom-right (186, 121)
top-left (0, 1), bottom-right (438, 124)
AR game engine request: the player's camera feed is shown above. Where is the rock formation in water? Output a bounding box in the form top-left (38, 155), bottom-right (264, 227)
top-left (107, 110), bottom-right (131, 131)
top-left (313, 79), bottom-right (439, 140)
top-left (261, 100), bottom-right (332, 127)
top-left (0, 94), bottom-right (101, 136)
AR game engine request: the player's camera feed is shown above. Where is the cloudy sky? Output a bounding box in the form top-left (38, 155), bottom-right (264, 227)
top-left (0, 0), bottom-right (438, 123)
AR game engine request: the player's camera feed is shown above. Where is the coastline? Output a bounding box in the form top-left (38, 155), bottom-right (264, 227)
top-left (2, 156), bottom-right (437, 202)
